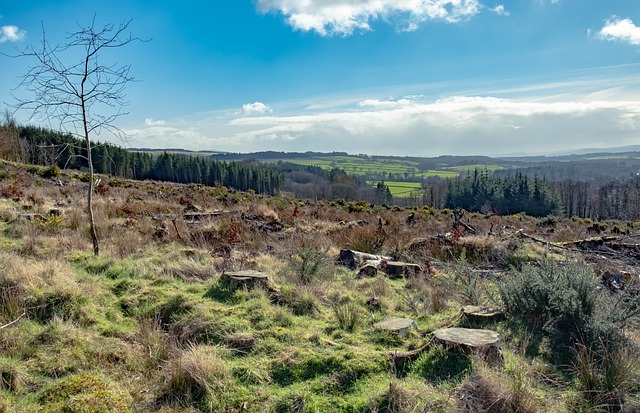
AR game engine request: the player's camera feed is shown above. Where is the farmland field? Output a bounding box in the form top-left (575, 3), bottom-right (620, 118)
top-left (369, 181), bottom-right (425, 197)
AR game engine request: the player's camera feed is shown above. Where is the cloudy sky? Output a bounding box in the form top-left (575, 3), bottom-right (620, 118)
top-left (1, 0), bottom-right (639, 156)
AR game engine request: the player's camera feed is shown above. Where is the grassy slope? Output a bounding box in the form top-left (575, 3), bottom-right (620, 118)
top-left (0, 160), bottom-right (638, 412)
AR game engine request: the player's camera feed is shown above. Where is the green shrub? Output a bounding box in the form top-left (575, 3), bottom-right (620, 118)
top-left (41, 165), bottom-right (61, 179)
top-left (497, 260), bottom-right (628, 362)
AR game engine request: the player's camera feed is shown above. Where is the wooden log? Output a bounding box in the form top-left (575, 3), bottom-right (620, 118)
top-left (357, 263), bottom-right (378, 278)
top-left (381, 261), bottom-right (422, 279)
top-left (337, 250), bottom-right (392, 269)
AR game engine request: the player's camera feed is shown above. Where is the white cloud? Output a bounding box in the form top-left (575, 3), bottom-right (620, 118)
top-left (358, 98), bottom-right (415, 109)
top-left (144, 118), bottom-right (166, 126)
top-left (598, 18), bottom-right (640, 46)
top-left (491, 5), bottom-right (509, 16)
top-left (0, 25), bottom-right (26, 43)
top-left (256, 0), bottom-right (481, 36)
top-left (227, 96), bottom-right (640, 156)
top-left (238, 102), bottom-right (273, 116)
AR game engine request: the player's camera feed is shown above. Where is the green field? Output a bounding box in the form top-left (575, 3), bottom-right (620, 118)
top-left (368, 181), bottom-right (425, 197)
top-left (385, 181), bottom-right (424, 197)
top-left (277, 156), bottom-right (461, 179)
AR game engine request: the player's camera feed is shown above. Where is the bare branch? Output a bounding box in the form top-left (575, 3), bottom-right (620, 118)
top-left (11, 17), bottom-right (142, 256)
top-left (0, 312), bottom-right (26, 330)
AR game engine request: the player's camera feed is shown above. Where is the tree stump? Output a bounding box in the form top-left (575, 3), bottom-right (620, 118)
top-left (374, 317), bottom-right (417, 337)
top-left (433, 327), bottom-right (501, 364)
top-left (221, 271), bottom-right (270, 290)
top-left (462, 306), bottom-right (503, 324)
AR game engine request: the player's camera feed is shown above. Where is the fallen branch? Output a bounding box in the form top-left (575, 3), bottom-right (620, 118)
top-left (561, 235), bottom-right (621, 247)
top-left (0, 312), bottom-right (25, 329)
top-left (515, 229), bottom-right (572, 251)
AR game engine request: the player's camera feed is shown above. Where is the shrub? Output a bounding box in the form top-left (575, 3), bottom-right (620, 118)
top-left (41, 164), bottom-right (61, 179)
top-left (497, 260), bottom-right (631, 363)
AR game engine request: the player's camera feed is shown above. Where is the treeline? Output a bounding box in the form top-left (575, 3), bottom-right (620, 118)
top-left (444, 170), bottom-right (561, 217)
top-left (9, 125), bottom-right (283, 194)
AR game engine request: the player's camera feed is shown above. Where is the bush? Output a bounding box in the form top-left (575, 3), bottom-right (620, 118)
top-left (497, 260), bottom-right (629, 363)
top-left (41, 164), bottom-right (61, 179)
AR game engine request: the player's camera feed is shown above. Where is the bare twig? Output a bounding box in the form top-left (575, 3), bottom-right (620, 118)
top-left (0, 312), bottom-right (26, 329)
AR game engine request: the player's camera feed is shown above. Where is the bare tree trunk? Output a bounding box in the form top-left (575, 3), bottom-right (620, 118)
top-left (82, 99), bottom-right (99, 256)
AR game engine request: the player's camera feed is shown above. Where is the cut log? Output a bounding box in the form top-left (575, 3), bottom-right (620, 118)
top-left (381, 261), bottom-right (422, 279)
top-left (357, 263), bottom-right (378, 278)
top-left (221, 270), bottom-right (270, 290)
top-left (374, 317), bottom-right (417, 337)
top-left (337, 250), bottom-right (392, 269)
top-left (462, 306), bottom-right (503, 323)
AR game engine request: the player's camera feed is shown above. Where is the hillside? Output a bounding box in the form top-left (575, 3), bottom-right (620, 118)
top-left (0, 159), bottom-right (639, 412)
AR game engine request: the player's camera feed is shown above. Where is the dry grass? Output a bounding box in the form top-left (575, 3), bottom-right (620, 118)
top-left (458, 359), bottom-right (542, 413)
top-left (162, 345), bottom-right (230, 407)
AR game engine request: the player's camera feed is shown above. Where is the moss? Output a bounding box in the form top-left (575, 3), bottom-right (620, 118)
top-left (38, 372), bottom-right (131, 413)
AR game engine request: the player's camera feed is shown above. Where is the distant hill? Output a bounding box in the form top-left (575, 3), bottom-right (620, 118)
top-left (128, 147), bottom-right (226, 157)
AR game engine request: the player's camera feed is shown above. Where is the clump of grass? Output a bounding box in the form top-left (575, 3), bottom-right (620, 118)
top-left (135, 317), bottom-right (175, 371)
top-left (452, 253), bottom-right (481, 306)
top-left (458, 362), bottom-right (539, 413)
top-left (370, 380), bottom-right (423, 413)
top-left (347, 225), bottom-right (386, 254)
top-left (571, 343), bottom-right (637, 412)
top-left (287, 246), bottom-right (331, 284)
top-left (332, 301), bottom-right (364, 332)
top-left (0, 357), bottom-right (28, 394)
top-left (162, 345), bottom-right (230, 408)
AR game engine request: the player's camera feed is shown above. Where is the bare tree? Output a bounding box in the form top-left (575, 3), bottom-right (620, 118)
top-left (13, 17), bottom-right (139, 256)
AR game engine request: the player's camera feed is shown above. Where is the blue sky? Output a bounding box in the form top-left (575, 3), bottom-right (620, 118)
top-left (1, 0), bottom-right (640, 156)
